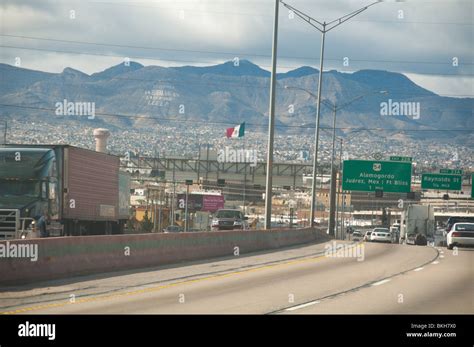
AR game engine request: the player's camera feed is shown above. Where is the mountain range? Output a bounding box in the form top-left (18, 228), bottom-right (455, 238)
top-left (0, 60), bottom-right (472, 140)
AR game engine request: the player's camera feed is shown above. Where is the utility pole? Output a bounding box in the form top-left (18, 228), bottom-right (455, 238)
top-left (146, 184), bottom-right (150, 219)
top-left (197, 144), bottom-right (201, 182)
top-left (153, 186), bottom-right (157, 232)
top-left (158, 183), bottom-right (163, 232)
top-left (264, 0), bottom-right (280, 230)
top-left (184, 183), bottom-right (190, 232)
top-left (243, 165), bottom-right (247, 215)
top-left (280, 0), bottom-right (382, 228)
top-left (171, 167), bottom-right (176, 226)
top-left (342, 193), bottom-right (346, 239)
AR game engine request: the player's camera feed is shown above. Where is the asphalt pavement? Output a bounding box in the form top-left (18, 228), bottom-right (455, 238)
top-left (0, 240), bottom-right (471, 314)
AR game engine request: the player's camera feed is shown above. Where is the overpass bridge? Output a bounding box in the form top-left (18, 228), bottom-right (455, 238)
top-left (122, 155), bottom-right (315, 188)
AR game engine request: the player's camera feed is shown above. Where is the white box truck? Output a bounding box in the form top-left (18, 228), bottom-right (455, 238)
top-left (399, 204), bottom-right (435, 246)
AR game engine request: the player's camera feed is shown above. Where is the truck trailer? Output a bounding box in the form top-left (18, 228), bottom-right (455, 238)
top-left (0, 144), bottom-right (130, 238)
top-left (399, 204), bottom-right (435, 246)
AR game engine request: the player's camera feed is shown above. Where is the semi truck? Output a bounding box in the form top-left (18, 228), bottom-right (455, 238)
top-left (0, 144), bottom-right (130, 238)
top-left (399, 204), bottom-right (435, 246)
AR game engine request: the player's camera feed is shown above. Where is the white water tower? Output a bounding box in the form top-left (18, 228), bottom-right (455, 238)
top-left (93, 128), bottom-right (110, 153)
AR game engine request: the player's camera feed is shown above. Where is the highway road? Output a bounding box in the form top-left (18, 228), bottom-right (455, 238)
top-left (0, 241), bottom-right (472, 314)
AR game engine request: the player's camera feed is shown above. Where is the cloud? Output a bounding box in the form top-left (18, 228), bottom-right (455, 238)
top-left (405, 73), bottom-right (474, 98)
top-left (0, 0), bottom-right (472, 96)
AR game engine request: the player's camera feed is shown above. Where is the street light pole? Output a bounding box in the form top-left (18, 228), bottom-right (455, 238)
top-left (336, 138), bottom-right (343, 239)
top-left (327, 91), bottom-right (387, 236)
top-left (280, 0), bottom-right (381, 228)
top-left (334, 130), bottom-right (370, 237)
top-left (264, 0), bottom-right (280, 230)
top-left (327, 94), bottom-right (381, 236)
top-left (284, 86), bottom-right (387, 235)
top-left (309, 27), bottom-right (326, 228)
top-left (328, 104), bottom-right (337, 236)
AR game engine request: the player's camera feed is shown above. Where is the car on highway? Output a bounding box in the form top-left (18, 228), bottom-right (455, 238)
top-left (370, 228), bottom-right (391, 243)
top-left (446, 222), bottom-right (474, 250)
top-left (446, 217), bottom-right (474, 233)
top-left (211, 209), bottom-right (248, 231)
top-left (163, 225), bottom-right (183, 233)
top-left (352, 231), bottom-right (363, 241)
top-left (363, 231), bottom-right (372, 242)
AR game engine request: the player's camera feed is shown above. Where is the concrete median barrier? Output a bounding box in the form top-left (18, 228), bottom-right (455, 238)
top-left (0, 228), bottom-right (329, 286)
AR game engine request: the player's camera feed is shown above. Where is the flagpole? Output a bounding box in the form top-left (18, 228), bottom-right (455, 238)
top-left (243, 130), bottom-right (246, 215)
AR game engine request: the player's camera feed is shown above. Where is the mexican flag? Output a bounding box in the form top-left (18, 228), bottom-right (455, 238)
top-left (226, 122), bottom-right (245, 138)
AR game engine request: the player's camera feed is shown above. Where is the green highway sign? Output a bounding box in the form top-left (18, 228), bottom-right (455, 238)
top-left (440, 169), bottom-right (463, 175)
top-left (390, 156), bottom-right (412, 162)
top-left (421, 173), bottom-right (462, 191)
top-left (342, 160), bottom-right (412, 193)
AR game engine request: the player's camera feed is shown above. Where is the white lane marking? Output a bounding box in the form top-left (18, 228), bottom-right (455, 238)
top-left (372, 279), bottom-right (391, 286)
top-left (440, 255), bottom-right (445, 258)
top-left (286, 301), bottom-right (320, 311)
top-left (413, 267), bottom-right (424, 272)
top-left (432, 261), bottom-right (440, 265)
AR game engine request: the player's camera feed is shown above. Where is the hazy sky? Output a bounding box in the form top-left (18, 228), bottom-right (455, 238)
top-left (1, 0), bottom-right (472, 97)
